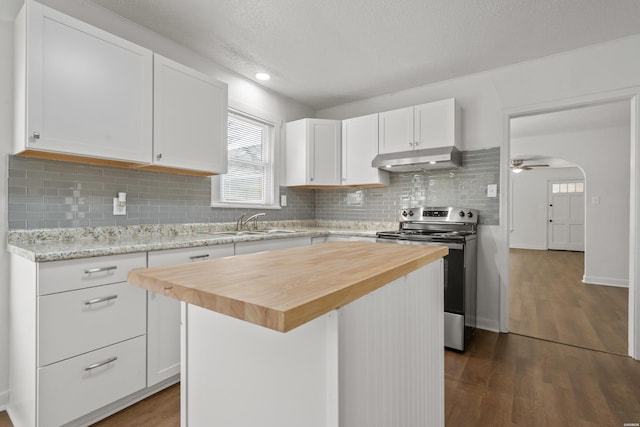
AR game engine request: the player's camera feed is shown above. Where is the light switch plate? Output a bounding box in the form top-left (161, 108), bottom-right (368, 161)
top-left (281, 194), bottom-right (287, 207)
top-left (487, 184), bottom-right (498, 198)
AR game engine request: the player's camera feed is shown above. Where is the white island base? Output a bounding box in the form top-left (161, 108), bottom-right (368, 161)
top-left (180, 260), bottom-right (444, 427)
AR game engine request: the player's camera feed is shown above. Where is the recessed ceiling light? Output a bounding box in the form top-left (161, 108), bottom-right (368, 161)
top-left (429, 161), bottom-right (436, 164)
top-left (255, 72), bottom-right (271, 81)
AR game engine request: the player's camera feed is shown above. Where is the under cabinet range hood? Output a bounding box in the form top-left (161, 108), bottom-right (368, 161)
top-left (371, 146), bottom-right (461, 172)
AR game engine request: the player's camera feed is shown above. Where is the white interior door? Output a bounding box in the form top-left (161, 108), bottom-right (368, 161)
top-left (548, 180), bottom-right (585, 251)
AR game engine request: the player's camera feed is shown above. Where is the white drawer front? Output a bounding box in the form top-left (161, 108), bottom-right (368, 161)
top-left (38, 252), bottom-right (147, 295)
top-left (148, 244), bottom-right (234, 267)
top-left (38, 282), bottom-right (146, 366)
top-left (37, 336), bottom-right (146, 427)
top-left (235, 237), bottom-right (311, 255)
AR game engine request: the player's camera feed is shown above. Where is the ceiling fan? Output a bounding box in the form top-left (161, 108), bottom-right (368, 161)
top-left (510, 159), bottom-right (549, 173)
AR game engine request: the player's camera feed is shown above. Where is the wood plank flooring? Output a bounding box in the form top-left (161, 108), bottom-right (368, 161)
top-left (510, 248), bottom-right (628, 355)
top-left (446, 330), bottom-right (640, 426)
top-left (92, 383), bottom-right (180, 427)
top-left (1, 331), bottom-right (639, 426)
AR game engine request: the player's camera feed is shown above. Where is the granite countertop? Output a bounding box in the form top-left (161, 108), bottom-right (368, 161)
top-left (7, 220), bottom-right (398, 262)
top-left (128, 241), bottom-right (448, 332)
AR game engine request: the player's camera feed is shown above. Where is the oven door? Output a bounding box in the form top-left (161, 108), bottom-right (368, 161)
top-left (375, 238), bottom-right (464, 313)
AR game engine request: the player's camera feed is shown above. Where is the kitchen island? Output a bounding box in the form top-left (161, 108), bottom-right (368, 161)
top-left (128, 241), bottom-right (447, 427)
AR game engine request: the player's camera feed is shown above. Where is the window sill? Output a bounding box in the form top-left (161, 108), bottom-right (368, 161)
top-left (210, 203), bottom-right (282, 210)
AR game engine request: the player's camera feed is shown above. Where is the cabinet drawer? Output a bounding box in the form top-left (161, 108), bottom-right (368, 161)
top-left (148, 244), bottom-right (234, 267)
top-left (38, 253), bottom-right (147, 295)
top-left (38, 282), bottom-right (146, 366)
top-left (235, 237), bottom-right (311, 255)
top-left (38, 336), bottom-right (146, 427)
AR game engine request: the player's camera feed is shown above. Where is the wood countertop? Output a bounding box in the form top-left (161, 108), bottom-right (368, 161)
top-left (127, 241), bottom-right (448, 332)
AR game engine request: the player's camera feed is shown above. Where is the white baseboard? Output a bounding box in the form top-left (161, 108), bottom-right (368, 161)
top-left (476, 317), bottom-right (500, 333)
top-left (509, 244), bottom-right (546, 250)
top-left (582, 275), bottom-right (629, 288)
top-left (0, 388), bottom-right (8, 412)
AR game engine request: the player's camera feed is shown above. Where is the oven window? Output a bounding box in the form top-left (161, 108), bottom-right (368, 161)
top-left (444, 248), bottom-right (465, 314)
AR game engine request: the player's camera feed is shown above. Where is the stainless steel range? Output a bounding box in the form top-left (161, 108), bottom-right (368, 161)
top-left (376, 207), bottom-right (478, 351)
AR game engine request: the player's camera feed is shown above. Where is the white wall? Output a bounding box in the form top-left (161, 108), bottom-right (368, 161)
top-left (510, 167), bottom-right (584, 250)
top-left (0, 21), bottom-right (12, 410)
top-left (512, 126), bottom-right (631, 286)
top-left (318, 34), bottom-right (640, 332)
top-left (0, 0), bottom-right (315, 411)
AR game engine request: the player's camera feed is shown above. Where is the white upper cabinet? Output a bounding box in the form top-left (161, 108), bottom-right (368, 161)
top-left (379, 98), bottom-right (459, 154)
top-left (378, 106), bottom-right (415, 154)
top-left (153, 55), bottom-right (228, 174)
top-left (341, 113), bottom-right (389, 187)
top-left (14, 1), bottom-right (153, 163)
top-left (414, 98), bottom-right (460, 150)
top-left (14, 1), bottom-right (228, 176)
top-left (285, 119), bottom-right (341, 186)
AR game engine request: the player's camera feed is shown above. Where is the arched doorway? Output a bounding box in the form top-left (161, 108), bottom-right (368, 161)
top-left (507, 100), bottom-right (631, 355)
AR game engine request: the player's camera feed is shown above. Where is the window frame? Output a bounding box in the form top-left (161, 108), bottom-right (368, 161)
top-left (211, 104), bottom-right (282, 209)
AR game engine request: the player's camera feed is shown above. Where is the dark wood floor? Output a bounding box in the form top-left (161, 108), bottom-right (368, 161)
top-left (510, 248), bottom-right (628, 355)
top-left (446, 330), bottom-right (640, 426)
top-left (1, 331), bottom-right (639, 426)
top-left (92, 383), bottom-right (180, 426)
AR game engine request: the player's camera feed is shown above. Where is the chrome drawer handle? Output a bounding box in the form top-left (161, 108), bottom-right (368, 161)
top-left (84, 356), bottom-right (118, 371)
top-left (84, 266), bottom-right (117, 274)
top-left (189, 254), bottom-right (210, 261)
top-left (84, 295), bottom-right (118, 305)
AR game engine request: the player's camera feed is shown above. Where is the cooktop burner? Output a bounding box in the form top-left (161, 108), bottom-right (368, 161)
top-left (377, 206), bottom-right (478, 243)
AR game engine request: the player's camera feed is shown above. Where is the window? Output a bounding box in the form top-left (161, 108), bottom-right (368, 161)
top-left (552, 182), bottom-right (584, 194)
top-left (211, 109), bottom-right (280, 208)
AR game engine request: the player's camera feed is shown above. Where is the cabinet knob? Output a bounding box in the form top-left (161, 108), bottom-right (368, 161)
top-left (156, 153), bottom-right (162, 160)
top-left (409, 142), bottom-right (413, 147)
top-left (310, 177), bottom-right (314, 182)
top-left (414, 141), bottom-right (419, 146)
top-left (32, 131), bottom-right (40, 140)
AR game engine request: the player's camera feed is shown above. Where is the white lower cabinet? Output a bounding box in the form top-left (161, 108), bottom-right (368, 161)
top-left (146, 245), bottom-right (234, 387)
top-left (38, 282), bottom-right (146, 367)
top-left (234, 237), bottom-right (312, 255)
top-left (37, 336), bottom-right (146, 427)
top-left (9, 253), bottom-right (147, 427)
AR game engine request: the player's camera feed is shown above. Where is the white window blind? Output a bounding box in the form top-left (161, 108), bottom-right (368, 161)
top-left (220, 111), bottom-right (273, 205)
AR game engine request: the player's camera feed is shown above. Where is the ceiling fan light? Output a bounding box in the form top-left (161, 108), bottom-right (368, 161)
top-left (255, 72), bottom-right (271, 81)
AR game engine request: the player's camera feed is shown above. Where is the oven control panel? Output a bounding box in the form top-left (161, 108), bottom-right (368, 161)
top-left (400, 207), bottom-right (478, 224)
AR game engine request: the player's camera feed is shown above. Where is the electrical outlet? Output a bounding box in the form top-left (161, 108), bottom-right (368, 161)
top-left (487, 184), bottom-right (498, 198)
top-left (113, 198), bottom-right (127, 215)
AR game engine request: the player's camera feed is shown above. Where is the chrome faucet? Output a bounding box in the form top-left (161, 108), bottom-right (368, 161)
top-left (236, 212), bottom-right (266, 230)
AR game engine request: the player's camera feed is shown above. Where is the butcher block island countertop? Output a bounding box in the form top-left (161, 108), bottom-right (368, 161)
top-left (128, 241), bottom-right (448, 332)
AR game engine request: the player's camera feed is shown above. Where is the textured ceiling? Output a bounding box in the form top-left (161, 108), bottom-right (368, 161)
top-left (86, 0), bottom-right (640, 109)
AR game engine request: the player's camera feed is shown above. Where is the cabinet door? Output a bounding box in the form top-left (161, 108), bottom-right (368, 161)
top-left (284, 119), bottom-right (308, 186)
top-left (308, 119), bottom-right (341, 185)
top-left (414, 98), bottom-right (457, 149)
top-left (153, 54), bottom-right (228, 174)
top-left (25, 2), bottom-right (152, 163)
top-left (378, 106), bottom-right (414, 154)
top-left (342, 113), bottom-right (388, 186)
top-left (147, 244), bottom-right (234, 387)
